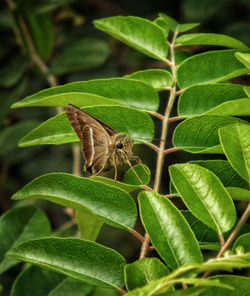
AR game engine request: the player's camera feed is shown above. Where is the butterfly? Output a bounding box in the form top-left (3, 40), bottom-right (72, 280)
top-left (66, 104), bottom-right (148, 182)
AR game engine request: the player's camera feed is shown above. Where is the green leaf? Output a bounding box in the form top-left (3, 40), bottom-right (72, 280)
top-left (19, 106), bottom-right (154, 147)
top-left (153, 17), bottom-right (169, 37)
top-left (138, 191), bottom-right (203, 269)
top-left (12, 78), bottom-right (159, 112)
top-left (125, 69), bottom-right (173, 90)
top-left (235, 52), bottom-right (250, 69)
top-left (11, 265), bottom-right (65, 296)
top-left (0, 55), bottom-right (28, 88)
top-left (200, 275), bottom-right (250, 296)
top-left (162, 287), bottom-right (207, 296)
top-left (169, 163), bottom-right (237, 233)
top-left (50, 38), bottom-right (110, 75)
top-left (26, 12), bottom-right (53, 61)
top-left (190, 160), bottom-right (248, 189)
top-left (49, 276), bottom-right (93, 296)
top-left (226, 187), bottom-right (250, 201)
top-left (123, 165), bottom-right (150, 186)
top-left (0, 121), bottom-right (41, 155)
top-left (176, 33), bottom-right (248, 50)
top-left (219, 123), bottom-right (250, 183)
top-left (12, 173), bottom-right (137, 230)
top-left (75, 209), bottom-right (103, 241)
top-left (173, 115), bottom-right (245, 153)
top-left (7, 237), bottom-right (126, 289)
top-left (182, 210), bottom-right (250, 248)
top-left (233, 233), bottom-right (250, 252)
top-left (124, 258), bottom-right (169, 291)
top-left (0, 206), bottom-right (51, 274)
top-left (244, 86), bottom-right (250, 98)
top-left (92, 176), bottom-right (139, 193)
top-left (204, 98), bottom-right (250, 116)
top-left (178, 84), bottom-right (246, 117)
top-left (158, 13), bottom-right (200, 33)
top-left (126, 276), bottom-right (232, 296)
top-left (93, 16), bottom-right (168, 61)
top-left (126, 253), bottom-right (250, 296)
top-left (177, 50), bottom-right (249, 89)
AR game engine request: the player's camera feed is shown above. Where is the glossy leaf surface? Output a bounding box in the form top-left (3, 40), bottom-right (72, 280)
top-left (169, 163), bottom-right (236, 233)
top-left (93, 16), bottom-right (168, 60)
top-left (7, 238), bottom-right (126, 289)
top-left (12, 78), bottom-right (159, 112)
top-left (139, 191), bottom-right (203, 269)
top-left (125, 69), bottom-right (173, 90)
top-left (177, 50), bottom-right (249, 89)
top-left (12, 173), bottom-right (137, 230)
top-left (178, 84), bottom-right (246, 117)
top-left (235, 52), bottom-right (250, 69)
top-left (176, 33), bottom-right (247, 50)
top-left (173, 115), bottom-right (245, 153)
top-left (219, 123), bottom-right (250, 183)
top-left (226, 187), bottom-right (250, 201)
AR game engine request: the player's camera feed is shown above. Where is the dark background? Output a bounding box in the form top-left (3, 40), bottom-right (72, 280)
top-left (0, 0), bottom-right (249, 294)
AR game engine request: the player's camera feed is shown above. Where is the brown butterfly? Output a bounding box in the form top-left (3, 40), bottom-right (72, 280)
top-left (65, 104), bottom-right (148, 182)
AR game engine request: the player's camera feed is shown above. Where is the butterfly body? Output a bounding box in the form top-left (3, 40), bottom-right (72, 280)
top-left (65, 104), bottom-right (134, 177)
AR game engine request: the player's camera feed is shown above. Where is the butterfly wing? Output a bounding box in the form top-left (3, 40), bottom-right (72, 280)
top-left (65, 104), bottom-right (115, 174)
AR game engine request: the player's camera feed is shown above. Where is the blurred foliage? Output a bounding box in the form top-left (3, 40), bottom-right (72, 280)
top-left (0, 0), bottom-right (249, 294)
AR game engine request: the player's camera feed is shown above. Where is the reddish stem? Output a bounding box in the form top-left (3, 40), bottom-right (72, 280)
top-left (168, 116), bottom-right (184, 122)
top-left (150, 112), bottom-right (166, 121)
top-left (129, 229), bottom-right (145, 242)
top-left (165, 194), bottom-right (177, 199)
top-left (218, 231), bottom-right (225, 247)
top-left (140, 185), bottom-right (153, 191)
top-left (163, 147), bottom-right (180, 154)
top-left (146, 143), bottom-right (160, 153)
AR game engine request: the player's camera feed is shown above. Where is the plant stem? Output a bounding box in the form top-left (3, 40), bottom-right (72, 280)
top-left (139, 30), bottom-right (179, 259)
top-left (163, 147), bottom-right (180, 154)
top-left (203, 201), bottom-right (250, 278)
top-left (129, 229), bottom-right (145, 242)
top-left (153, 30), bottom-right (178, 193)
top-left (217, 202), bottom-right (250, 258)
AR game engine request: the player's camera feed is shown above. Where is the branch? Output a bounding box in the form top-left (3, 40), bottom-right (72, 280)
top-left (163, 147), bottom-right (180, 155)
top-left (203, 201), bottom-right (250, 278)
top-left (168, 116), bottom-right (184, 122)
top-left (150, 112), bottom-right (166, 121)
top-left (129, 229), bottom-right (145, 243)
top-left (146, 142), bottom-right (160, 153)
top-left (139, 29), bottom-right (179, 259)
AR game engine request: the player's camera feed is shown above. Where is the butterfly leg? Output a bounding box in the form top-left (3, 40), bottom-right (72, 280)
top-left (112, 152), bottom-right (118, 182)
top-left (131, 156), bottom-right (150, 176)
top-left (90, 156), bottom-right (109, 177)
top-left (126, 159), bottom-right (144, 184)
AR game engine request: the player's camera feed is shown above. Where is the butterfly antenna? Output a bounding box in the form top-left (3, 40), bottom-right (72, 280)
top-left (135, 137), bottom-right (166, 143)
top-left (132, 156), bottom-right (150, 176)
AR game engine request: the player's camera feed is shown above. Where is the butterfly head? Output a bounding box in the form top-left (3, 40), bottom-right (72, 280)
top-left (114, 134), bottom-right (134, 162)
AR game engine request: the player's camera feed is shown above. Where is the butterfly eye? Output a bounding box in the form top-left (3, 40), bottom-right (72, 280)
top-left (116, 142), bottom-right (123, 149)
